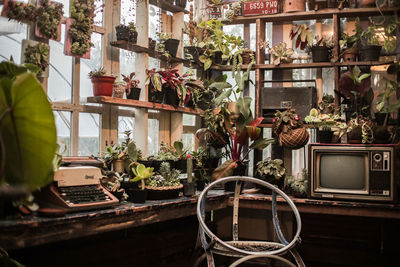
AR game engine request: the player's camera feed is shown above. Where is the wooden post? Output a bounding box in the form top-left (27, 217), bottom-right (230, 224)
top-left (333, 14), bottom-right (340, 107)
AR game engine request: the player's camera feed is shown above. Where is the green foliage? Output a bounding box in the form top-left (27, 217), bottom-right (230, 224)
top-left (287, 169), bottom-right (308, 196)
top-left (88, 67), bottom-right (107, 78)
top-left (304, 108), bottom-right (341, 129)
top-left (145, 68), bottom-right (163, 92)
top-left (69, 0), bottom-right (95, 56)
top-left (256, 158), bottom-right (286, 181)
top-left (0, 60), bottom-right (57, 191)
top-left (131, 164), bottom-right (154, 189)
top-left (146, 162), bottom-right (181, 187)
top-left (346, 66), bottom-right (371, 86)
top-left (23, 43), bottom-right (50, 76)
top-left (6, 2), bottom-right (37, 23)
top-left (36, 0), bottom-right (63, 40)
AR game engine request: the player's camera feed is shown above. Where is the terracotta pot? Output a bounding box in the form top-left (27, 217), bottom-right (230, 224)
top-left (91, 76), bottom-right (116, 96)
top-left (360, 0), bottom-right (376, 7)
top-left (112, 159), bottom-right (124, 173)
top-left (342, 48), bottom-right (358, 62)
top-left (284, 0), bottom-right (306, 12)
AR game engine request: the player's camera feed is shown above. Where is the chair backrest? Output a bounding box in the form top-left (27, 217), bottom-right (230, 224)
top-left (196, 176), bottom-right (302, 257)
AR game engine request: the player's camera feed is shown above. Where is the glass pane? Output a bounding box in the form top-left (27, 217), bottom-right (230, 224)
top-left (149, 5), bottom-right (161, 40)
top-left (121, 0), bottom-right (136, 24)
top-left (48, 24), bottom-right (73, 103)
top-left (183, 114), bottom-right (195, 126)
top-left (118, 116), bottom-right (135, 144)
top-left (120, 50), bottom-right (136, 79)
top-left (79, 113), bottom-right (100, 156)
top-left (182, 133), bottom-right (194, 152)
top-left (53, 111), bottom-right (71, 156)
top-left (262, 128), bottom-right (272, 160)
top-left (148, 118), bottom-right (159, 156)
top-left (94, 0), bottom-right (104, 26)
top-left (0, 19), bottom-right (27, 62)
top-left (80, 33), bottom-right (103, 103)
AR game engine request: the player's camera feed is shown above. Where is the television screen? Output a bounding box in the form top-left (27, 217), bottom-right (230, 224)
top-left (319, 154), bottom-right (366, 190)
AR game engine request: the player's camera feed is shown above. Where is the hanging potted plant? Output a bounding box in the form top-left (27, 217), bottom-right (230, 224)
top-left (122, 72), bottom-right (141, 100)
top-left (1, 0), bottom-right (36, 23)
top-left (64, 0), bottom-right (95, 59)
top-left (115, 22), bottom-right (138, 43)
top-left (269, 42), bottom-right (294, 65)
top-left (145, 162), bottom-right (183, 200)
top-left (146, 68), bottom-right (164, 103)
top-left (359, 22), bottom-right (382, 61)
top-left (22, 40), bottom-right (50, 78)
top-left (88, 67), bottom-right (116, 97)
top-left (35, 0), bottom-right (63, 41)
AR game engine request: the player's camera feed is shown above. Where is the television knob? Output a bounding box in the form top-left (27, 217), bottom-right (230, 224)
top-left (373, 153), bottom-right (382, 162)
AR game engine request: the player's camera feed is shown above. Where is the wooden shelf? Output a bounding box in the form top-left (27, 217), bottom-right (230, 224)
top-left (87, 96), bottom-right (205, 115)
top-left (149, 0), bottom-right (189, 14)
top-left (110, 40), bottom-right (189, 66)
top-left (209, 61), bottom-right (394, 71)
top-left (226, 7), bottom-right (400, 24)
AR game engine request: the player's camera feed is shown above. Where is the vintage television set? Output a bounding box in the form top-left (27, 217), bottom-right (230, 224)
top-left (260, 80), bottom-right (317, 123)
top-left (309, 144), bottom-right (399, 202)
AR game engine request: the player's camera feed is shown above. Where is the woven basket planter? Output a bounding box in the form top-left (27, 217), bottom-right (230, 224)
top-left (279, 127), bottom-right (309, 150)
top-left (145, 184), bottom-right (183, 200)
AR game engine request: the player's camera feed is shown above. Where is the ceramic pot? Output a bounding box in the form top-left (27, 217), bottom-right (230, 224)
top-left (112, 159), bottom-right (124, 173)
top-left (126, 188), bottom-right (147, 203)
top-left (284, 0), bottom-right (306, 12)
top-left (146, 185), bottom-right (183, 200)
top-left (91, 76), bottom-right (116, 96)
top-left (164, 38), bottom-right (180, 57)
top-left (360, 45), bottom-right (382, 61)
top-left (112, 83), bottom-right (125, 98)
top-left (311, 46), bottom-right (330, 62)
top-left (342, 48), bottom-right (358, 62)
top-left (126, 87), bottom-right (141, 100)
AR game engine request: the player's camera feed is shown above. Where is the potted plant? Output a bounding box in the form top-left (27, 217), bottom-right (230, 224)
top-left (122, 72), bottom-right (141, 100)
top-left (310, 35), bottom-right (333, 62)
top-left (347, 116), bottom-right (374, 144)
top-left (184, 4), bottom-right (205, 63)
top-left (359, 22), bottom-right (382, 61)
top-left (112, 81), bottom-right (126, 98)
top-left (145, 162), bottom-right (183, 200)
top-left (88, 67), bottom-right (116, 97)
top-left (104, 144), bottom-right (126, 173)
top-left (157, 32), bottom-right (180, 57)
top-left (65, 0), bottom-right (95, 58)
top-left (22, 40), bottom-right (50, 78)
top-left (171, 140), bottom-right (192, 173)
top-left (2, 0), bottom-right (36, 23)
top-left (286, 169), bottom-right (308, 198)
top-left (146, 68), bottom-right (164, 103)
top-left (273, 108), bottom-right (310, 150)
top-left (128, 164), bottom-right (154, 203)
top-left (269, 42), bottom-right (294, 65)
top-left (115, 22), bottom-right (138, 43)
top-left (100, 172), bottom-right (128, 201)
top-left (35, 0), bottom-right (63, 41)
top-left (340, 31), bottom-right (360, 62)
top-left (255, 158), bottom-right (286, 189)
top-left (305, 108), bottom-right (341, 143)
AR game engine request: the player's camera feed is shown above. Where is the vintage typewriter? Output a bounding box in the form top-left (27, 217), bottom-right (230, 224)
top-left (44, 165), bottom-right (119, 212)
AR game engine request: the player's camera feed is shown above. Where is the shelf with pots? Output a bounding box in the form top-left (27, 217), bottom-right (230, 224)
top-left (148, 0), bottom-right (189, 14)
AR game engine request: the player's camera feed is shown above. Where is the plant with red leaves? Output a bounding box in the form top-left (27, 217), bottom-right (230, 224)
top-left (289, 24), bottom-right (314, 50)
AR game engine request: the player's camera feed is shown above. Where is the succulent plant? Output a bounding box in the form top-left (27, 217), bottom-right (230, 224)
top-left (6, 1), bottom-right (36, 23)
top-left (88, 67), bottom-right (107, 78)
top-left (146, 162), bottom-right (181, 187)
top-left (269, 42), bottom-right (293, 65)
top-left (69, 0), bottom-right (95, 56)
top-left (36, 0), bottom-right (63, 40)
top-left (23, 43), bottom-right (50, 76)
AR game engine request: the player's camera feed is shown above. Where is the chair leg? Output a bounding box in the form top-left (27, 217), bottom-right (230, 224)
top-left (289, 249), bottom-right (306, 267)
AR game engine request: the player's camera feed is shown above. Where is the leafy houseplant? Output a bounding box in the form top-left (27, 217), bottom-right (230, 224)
top-left (115, 22), bottom-right (138, 43)
top-left (0, 59), bottom-right (57, 193)
top-left (340, 32), bottom-right (359, 62)
top-left (66, 0), bottom-right (95, 58)
top-left (35, 0), bottom-right (63, 41)
top-left (88, 67), bottom-right (116, 97)
top-left (269, 42), bottom-right (294, 66)
top-left (289, 24), bottom-right (314, 51)
top-left (310, 35), bottom-right (333, 62)
top-left (347, 116), bottom-right (374, 144)
top-left (145, 162), bottom-right (183, 200)
top-left (23, 42), bottom-right (50, 78)
top-left (2, 0), bottom-right (37, 23)
top-left (305, 108), bottom-right (341, 143)
top-left (359, 22), bottom-right (382, 61)
top-left (122, 72), bottom-right (141, 100)
top-left (255, 158), bottom-right (286, 189)
top-left (146, 68), bottom-right (164, 103)
top-left (157, 32), bottom-right (180, 58)
top-left (128, 164), bottom-right (154, 203)
top-left (286, 169), bottom-right (308, 197)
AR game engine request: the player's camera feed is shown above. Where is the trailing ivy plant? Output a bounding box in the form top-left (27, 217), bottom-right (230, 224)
top-left (23, 43), bottom-right (50, 76)
top-left (69, 0), bottom-right (95, 56)
top-left (36, 0), bottom-right (63, 40)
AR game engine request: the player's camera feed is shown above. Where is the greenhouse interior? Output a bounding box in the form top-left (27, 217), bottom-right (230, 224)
top-left (0, 0), bottom-right (400, 266)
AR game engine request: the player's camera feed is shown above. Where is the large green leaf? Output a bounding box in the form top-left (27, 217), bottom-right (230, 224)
top-left (0, 72), bottom-right (56, 190)
top-left (211, 159), bottom-right (237, 180)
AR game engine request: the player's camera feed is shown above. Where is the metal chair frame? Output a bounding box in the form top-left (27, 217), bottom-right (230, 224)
top-left (196, 176), bottom-right (305, 267)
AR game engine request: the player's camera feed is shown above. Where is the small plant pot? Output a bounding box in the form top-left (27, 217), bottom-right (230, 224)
top-left (311, 46), bottom-right (330, 62)
top-left (116, 25), bottom-right (138, 43)
top-left (164, 38), bottom-right (180, 57)
top-left (91, 76), bottom-right (116, 96)
top-left (112, 83), bottom-right (125, 98)
top-left (112, 159), bottom-right (125, 173)
top-left (126, 188), bottom-right (147, 203)
top-left (149, 38), bottom-right (156, 50)
top-left (241, 50), bottom-right (255, 64)
top-left (284, 0), bottom-right (306, 12)
top-left (164, 85), bottom-right (179, 107)
top-left (184, 46), bottom-right (203, 62)
top-left (176, 0), bottom-right (187, 8)
top-left (197, 91), bottom-right (214, 110)
top-left (316, 129), bottom-right (333, 143)
top-left (360, 45), bottom-right (382, 61)
top-left (213, 51), bottom-right (223, 65)
top-left (111, 191), bottom-right (124, 201)
top-left (183, 182), bottom-right (196, 196)
top-left (126, 87), bottom-right (141, 100)
top-left (64, 18), bottom-right (91, 59)
top-left (148, 83), bottom-right (164, 103)
top-left (342, 48), bottom-right (358, 62)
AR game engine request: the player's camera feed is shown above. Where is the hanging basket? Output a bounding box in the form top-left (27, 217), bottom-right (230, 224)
top-left (279, 127), bottom-right (309, 150)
